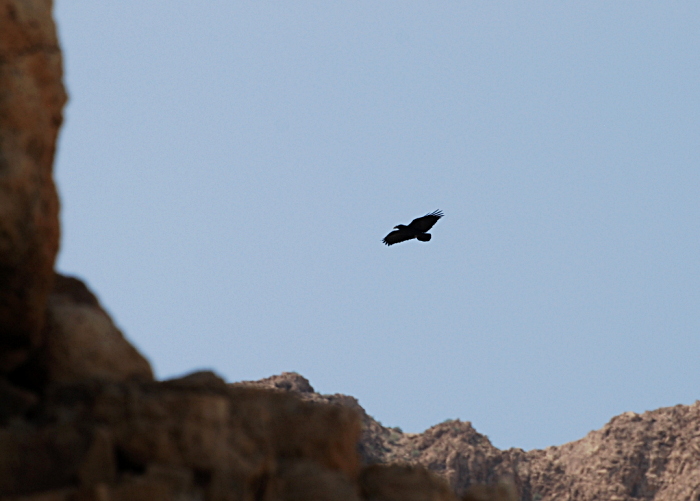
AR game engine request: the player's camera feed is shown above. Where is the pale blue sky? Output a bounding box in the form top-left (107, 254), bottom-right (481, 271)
top-left (54, 2), bottom-right (700, 450)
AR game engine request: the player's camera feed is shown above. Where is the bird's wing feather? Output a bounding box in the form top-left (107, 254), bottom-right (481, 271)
top-left (383, 229), bottom-right (415, 246)
top-left (408, 210), bottom-right (444, 232)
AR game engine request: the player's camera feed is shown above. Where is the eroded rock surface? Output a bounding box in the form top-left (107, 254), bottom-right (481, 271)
top-left (0, 0), bottom-right (66, 371)
top-left (0, 372), bottom-right (363, 500)
top-left (42, 273), bottom-right (154, 385)
top-left (258, 372), bottom-right (700, 501)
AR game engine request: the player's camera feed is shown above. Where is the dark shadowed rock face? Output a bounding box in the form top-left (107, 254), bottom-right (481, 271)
top-left (0, 0), bottom-right (67, 372)
top-left (359, 464), bottom-right (459, 501)
top-left (0, 373), bottom-right (364, 500)
top-left (3, 273), bottom-right (153, 400)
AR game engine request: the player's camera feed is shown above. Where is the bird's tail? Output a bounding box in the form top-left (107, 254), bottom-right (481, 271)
top-left (416, 233), bottom-right (431, 242)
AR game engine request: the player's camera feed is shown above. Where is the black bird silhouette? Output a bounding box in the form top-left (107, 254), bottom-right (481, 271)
top-left (382, 210), bottom-right (444, 246)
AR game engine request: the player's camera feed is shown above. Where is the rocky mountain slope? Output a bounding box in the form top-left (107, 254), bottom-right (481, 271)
top-left (245, 372), bottom-right (700, 501)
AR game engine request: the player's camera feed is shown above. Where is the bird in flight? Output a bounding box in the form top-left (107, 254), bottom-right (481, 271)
top-left (382, 210), bottom-right (444, 246)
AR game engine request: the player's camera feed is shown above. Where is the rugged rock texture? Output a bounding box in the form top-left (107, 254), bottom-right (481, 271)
top-left (0, 366), bottom-right (482, 501)
top-left (256, 372), bottom-right (700, 501)
top-left (41, 273), bottom-right (154, 385)
top-left (0, 0), bottom-right (66, 372)
top-left (1, 273), bottom-right (153, 423)
top-left (0, 372), bottom-right (363, 500)
top-left (236, 372), bottom-right (412, 468)
top-left (513, 406), bottom-right (700, 501)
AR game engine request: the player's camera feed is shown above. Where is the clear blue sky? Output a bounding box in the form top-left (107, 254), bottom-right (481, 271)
top-left (54, 2), bottom-right (700, 451)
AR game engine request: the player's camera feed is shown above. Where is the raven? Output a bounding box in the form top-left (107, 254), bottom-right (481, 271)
top-left (382, 210), bottom-right (444, 246)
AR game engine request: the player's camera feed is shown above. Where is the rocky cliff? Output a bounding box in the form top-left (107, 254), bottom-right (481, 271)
top-left (246, 372), bottom-right (700, 501)
top-left (0, 0), bottom-right (66, 374)
top-left (0, 3), bottom-right (494, 500)
top-left (1, 2), bottom-right (698, 501)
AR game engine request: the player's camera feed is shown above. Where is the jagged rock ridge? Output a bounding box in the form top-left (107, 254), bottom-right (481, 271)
top-left (247, 372), bottom-right (700, 501)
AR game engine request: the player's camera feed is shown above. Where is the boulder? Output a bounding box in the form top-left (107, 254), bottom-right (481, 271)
top-left (42, 274), bottom-right (153, 385)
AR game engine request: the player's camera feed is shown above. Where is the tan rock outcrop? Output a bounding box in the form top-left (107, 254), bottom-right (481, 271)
top-left (0, 372), bottom-right (363, 500)
top-left (0, 0), bottom-right (66, 371)
top-left (514, 404), bottom-right (700, 501)
top-left (262, 372), bottom-right (700, 501)
top-left (42, 274), bottom-right (153, 384)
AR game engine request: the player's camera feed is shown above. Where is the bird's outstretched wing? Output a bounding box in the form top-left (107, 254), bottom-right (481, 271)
top-left (408, 210), bottom-right (444, 232)
top-left (383, 229), bottom-right (415, 246)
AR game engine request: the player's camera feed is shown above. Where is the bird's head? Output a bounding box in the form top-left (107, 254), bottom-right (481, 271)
top-left (394, 224), bottom-right (407, 230)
